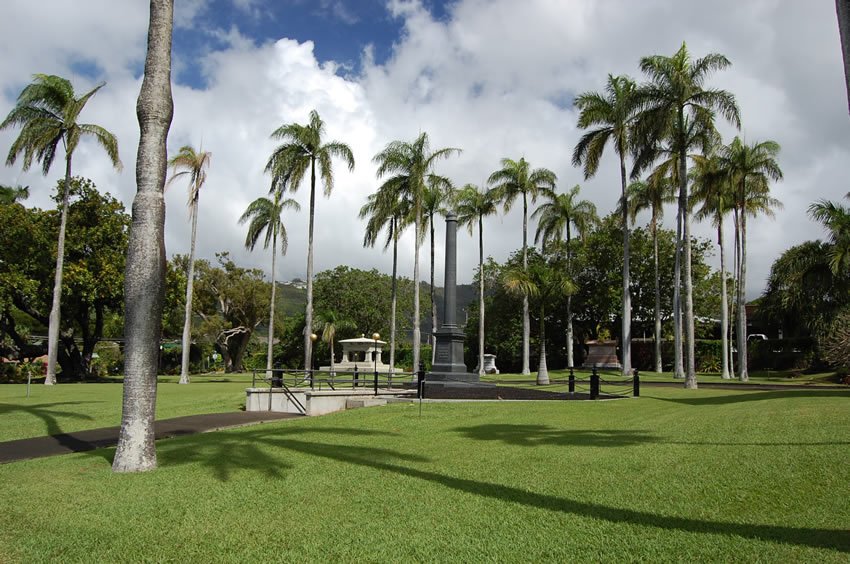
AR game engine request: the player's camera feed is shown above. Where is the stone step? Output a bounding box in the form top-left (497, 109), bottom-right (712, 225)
top-left (345, 397), bottom-right (387, 410)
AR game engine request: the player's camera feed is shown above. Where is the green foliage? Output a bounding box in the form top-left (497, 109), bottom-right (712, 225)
top-left (821, 309), bottom-right (850, 371)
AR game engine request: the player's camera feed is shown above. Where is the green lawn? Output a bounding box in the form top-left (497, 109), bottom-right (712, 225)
top-left (1, 386), bottom-right (848, 562)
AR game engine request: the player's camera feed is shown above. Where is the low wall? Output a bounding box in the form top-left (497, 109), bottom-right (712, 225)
top-left (245, 387), bottom-right (416, 416)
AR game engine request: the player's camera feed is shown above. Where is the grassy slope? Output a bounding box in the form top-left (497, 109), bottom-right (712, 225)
top-left (1, 387), bottom-right (848, 562)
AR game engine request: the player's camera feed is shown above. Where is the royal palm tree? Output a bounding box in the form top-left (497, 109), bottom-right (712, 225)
top-left (167, 144), bottom-right (210, 384)
top-left (239, 185), bottom-right (300, 378)
top-left (113, 0), bottom-right (173, 473)
top-left (1, 74), bottom-right (122, 385)
top-left (454, 183), bottom-right (499, 375)
top-left (0, 184), bottom-right (29, 204)
top-left (373, 133), bottom-right (460, 374)
top-left (360, 180), bottom-right (412, 374)
top-left (315, 309), bottom-right (355, 376)
top-left (422, 181), bottom-right (453, 360)
top-left (266, 109), bottom-right (355, 373)
top-left (719, 137), bottom-right (783, 381)
top-left (808, 193), bottom-right (850, 275)
top-left (692, 153), bottom-right (734, 379)
top-left (533, 184), bottom-right (598, 368)
top-left (635, 42), bottom-right (741, 389)
top-left (503, 256), bottom-right (575, 385)
top-left (488, 157), bottom-right (556, 375)
top-left (573, 74), bottom-right (640, 376)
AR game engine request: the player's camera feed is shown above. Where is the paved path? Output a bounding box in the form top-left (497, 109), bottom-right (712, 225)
top-left (0, 411), bottom-right (301, 464)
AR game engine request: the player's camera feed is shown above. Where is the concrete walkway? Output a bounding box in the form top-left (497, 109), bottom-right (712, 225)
top-left (0, 411), bottom-right (301, 464)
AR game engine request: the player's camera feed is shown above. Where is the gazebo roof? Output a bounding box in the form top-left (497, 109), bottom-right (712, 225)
top-left (339, 337), bottom-right (387, 346)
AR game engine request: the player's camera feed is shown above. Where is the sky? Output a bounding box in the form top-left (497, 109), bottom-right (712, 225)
top-left (1, 0), bottom-right (848, 299)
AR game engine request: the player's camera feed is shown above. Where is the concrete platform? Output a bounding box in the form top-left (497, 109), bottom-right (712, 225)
top-left (245, 387), bottom-right (416, 415)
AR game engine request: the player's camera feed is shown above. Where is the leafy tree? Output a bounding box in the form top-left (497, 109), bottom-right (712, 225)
top-left (454, 183), bottom-right (499, 375)
top-left (373, 132), bottom-right (459, 374)
top-left (503, 255), bottom-right (575, 384)
top-left (719, 137), bottom-right (783, 381)
top-left (167, 144), bottom-right (211, 384)
top-left (634, 42), bottom-right (741, 388)
top-left (488, 157), bottom-right (556, 375)
top-left (240, 188), bottom-right (299, 376)
top-left (265, 109), bottom-right (355, 372)
top-left (533, 184), bottom-right (598, 368)
top-left (0, 184), bottom-right (29, 204)
top-left (573, 74), bottom-right (640, 375)
top-left (315, 309), bottom-right (355, 374)
top-left (1, 74), bottom-right (122, 385)
top-left (113, 0), bottom-right (174, 473)
top-left (808, 193), bottom-right (850, 275)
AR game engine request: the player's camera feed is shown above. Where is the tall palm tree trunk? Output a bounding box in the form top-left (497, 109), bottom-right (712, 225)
top-left (45, 157), bottom-right (73, 385)
top-left (430, 217), bottom-right (437, 365)
top-left (730, 208), bottom-right (740, 377)
top-left (265, 231), bottom-right (277, 378)
top-left (619, 155), bottom-right (632, 375)
top-left (304, 159), bottom-right (316, 372)
top-left (179, 193), bottom-right (199, 384)
top-left (652, 214), bottom-right (663, 373)
top-left (680, 138), bottom-right (698, 389)
top-left (521, 194), bottom-right (530, 375)
top-left (537, 305), bottom-right (549, 384)
top-left (113, 0), bottom-right (173, 473)
top-left (737, 204), bottom-right (749, 381)
top-left (673, 184), bottom-right (685, 379)
top-left (718, 220), bottom-right (731, 379)
top-left (389, 218), bottom-right (398, 374)
top-left (477, 215), bottom-right (485, 376)
top-left (412, 202), bottom-right (422, 378)
top-left (566, 224), bottom-right (574, 368)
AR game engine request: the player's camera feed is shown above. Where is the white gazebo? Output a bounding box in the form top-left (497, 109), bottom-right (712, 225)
top-left (320, 335), bottom-right (389, 373)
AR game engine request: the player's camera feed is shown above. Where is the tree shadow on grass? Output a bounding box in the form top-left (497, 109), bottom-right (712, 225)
top-left (647, 389), bottom-right (850, 406)
top-left (103, 425), bottom-right (850, 554)
top-left (451, 424), bottom-right (656, 447)
top-left (0, 401), bottom-right (98, 437)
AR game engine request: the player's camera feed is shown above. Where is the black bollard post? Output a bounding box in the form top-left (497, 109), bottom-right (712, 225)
top-left (633, 369), bottom-right (640, 397)
top-left (568, 367), bottom-right (575, 395)
top-left (353, 365), bottom-right (359, 389)
top-left (590, 366), bottom-right (599, 400)
top-left (374, 367), bottom-right (379, 396)
top-left (417, 361), bottom-right (426, 399)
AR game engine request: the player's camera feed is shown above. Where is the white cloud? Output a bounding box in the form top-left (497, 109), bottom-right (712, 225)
top-left (1, 0), bottom-right (848, 302)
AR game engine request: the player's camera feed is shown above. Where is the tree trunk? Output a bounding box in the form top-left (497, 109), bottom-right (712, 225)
top-left (265, 232), bottom-right (277, 378)
top-left (179, 193), bottom-right (199, 384)
top-left (738, 202), bottom-right (749, 381)
top-left (304, 157), bottom-right (316, 372)
top-left (477, 215), bottom-right (485, 376)
top-left (536, 305), bottom-right (549, 385)
top-left (389, 218), bottom-right (398, 374)
top-left (430, 213), bottom-right (437, 365)
top-left (619, 153), bottom-right (632, 375)
top-left (329, 338), bottom-right (335, 376)
top-left (566, 223), bottom-right (574, 368)
top-left (652, 213), bottom-right (663, 373)
top-left (673, 182), bottom-right (684, 379)
top-left (45, 157), bottom-right (74, 385)
top-left (681, 141), bottom-right (697, 389)
top-left (719, 220), bottom-right (731, 379)
top-left (113, 0), bottom-right (173, 474)
top-left (521, 193), bottom-right (530, 375)
top-left (730, 207), bottom-right (740, 377)
top-left (412, 195), bottom-right (422, 378)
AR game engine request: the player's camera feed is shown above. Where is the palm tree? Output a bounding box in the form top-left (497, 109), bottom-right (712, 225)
top-left (0, 184), bottom-right (29, 204)
top-left (373, 133), bottom-right (460, 374)
top-left (266, 109), bottom-right (355, 373)
top-left (422, 181), bottom-right (453, 361)
top-left (533, 184), bottom-right (598, 368)
top-left (359, 180), bottom-right (412, 375)
top-left (808, 194), bottom-right (850, 274)
top-left (239, 185), bottom-right (300, 378)
top-left (167, 145), bottom-right (210, 384)
top-left (1, 74), bottom-right (122, 385)
top-left (719, 137), bottom-right (783, 381)
top-left (488, 157), bottom-right (556, 375)
top-left (454, 183), bottom-right (499, 375)
top-left (692, 153), bottom-right (734, 379)
top-left (503, 257), bottom-right (575, 385)
top-left (635, 42), bottom-right (741, 389)
top-left (572, 74), bottom-right (640, 376)
top-left (113, 0), bottom-right (174, 474)
top-left (315, 310), bottom-right (355, 376)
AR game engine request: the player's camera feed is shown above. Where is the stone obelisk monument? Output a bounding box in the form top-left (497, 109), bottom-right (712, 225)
top-left (429, 212), bottom-right (479, 384)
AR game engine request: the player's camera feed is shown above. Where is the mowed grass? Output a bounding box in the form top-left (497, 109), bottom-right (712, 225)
top-left (0, 373), bottom-right (252, 442)
top-left (1, 387), bottom-right (848, 562)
